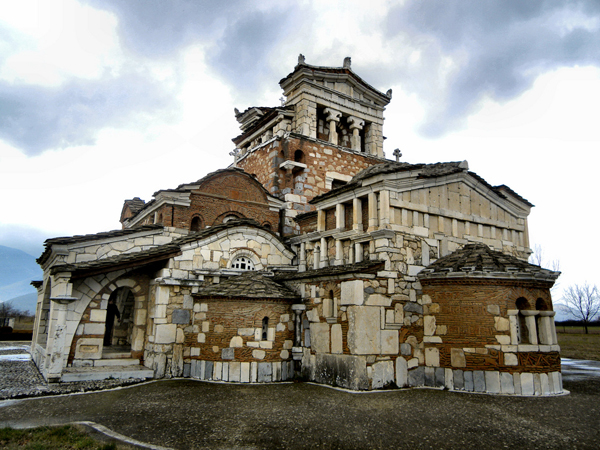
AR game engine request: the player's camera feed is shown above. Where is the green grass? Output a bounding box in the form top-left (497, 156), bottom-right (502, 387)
top-left (0, 425), bottom-right (135, 450)
top-left (557, 330), bottom-right (600, 361)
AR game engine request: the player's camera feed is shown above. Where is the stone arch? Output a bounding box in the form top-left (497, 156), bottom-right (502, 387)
top-left (229, 249), bottom-right (263, 271)
top-left (190, 215), bottom-right (204, 232)
top-left (213, 210), bottom-right (245, 226)
top-left (69, 274), bottom-right (149, 364)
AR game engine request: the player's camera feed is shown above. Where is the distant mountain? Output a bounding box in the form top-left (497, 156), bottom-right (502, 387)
top-left (3, 292), bottom-right (38, 315)
top-left (0, 245), bottom-right (42, 308)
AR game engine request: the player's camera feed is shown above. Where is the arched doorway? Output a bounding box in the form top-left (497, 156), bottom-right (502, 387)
top-left (104, 287), bottom-right (135, 349)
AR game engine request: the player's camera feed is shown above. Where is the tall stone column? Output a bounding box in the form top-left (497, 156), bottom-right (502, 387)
top-left (317, 209), bottom-right (326, 232)
top-left (335, 240), bottom-right (343, 266)
top-left (353, 197), bottom-right (363, 231)
top-left (291, 304), bottom-right (306, 361)
top-left (336, 203), bottom-right (345, 230)
top-left (348, 116), bottom-right (365, 151)
top-left (379, 190), bottom-right (390, 228)
top-left (355, 242), bottom-right (363, 263)
top-left (367, 192), bottom-right (379, 232)
top-left (324, 108), bottom-right (341, 145)
top-left (320, 237), bottom-right (328, 267)
top-left (299, 242), bottom-right (306, 272)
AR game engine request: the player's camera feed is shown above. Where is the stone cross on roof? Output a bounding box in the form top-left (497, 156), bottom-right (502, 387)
top-left (393, 148), bottom-right (402, 162)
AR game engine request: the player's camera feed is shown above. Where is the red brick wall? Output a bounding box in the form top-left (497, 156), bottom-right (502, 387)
top-left (237, 135), bottom-right (383, 204)
top-left (422, 279), bottom-right (559, 373)
top-left (153, 171), bottom-right (279, 231)
top-left (187, 298), bottom-right (294, 362)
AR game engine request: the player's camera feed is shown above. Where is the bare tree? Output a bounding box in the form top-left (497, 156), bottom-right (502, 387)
top-left (529, 244), bottom-right (561, 291)
top-left (560, 284), bottom-right (600, 334)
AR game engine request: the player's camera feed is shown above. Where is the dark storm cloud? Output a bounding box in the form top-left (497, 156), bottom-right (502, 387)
top-left (86, 0), bottom-right (301, 95)
top-left (0, 71), bottom-right (173, 156)
top-left (384, 0), bottom-right (600, 137)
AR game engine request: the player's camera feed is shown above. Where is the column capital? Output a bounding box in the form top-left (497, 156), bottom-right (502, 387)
top-left (347, 116), bottom-right (365, 130)
top-left (324, 107), bottom-right (341, 122)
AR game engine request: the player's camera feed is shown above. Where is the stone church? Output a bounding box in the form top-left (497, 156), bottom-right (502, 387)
top-left (31, 56), bottom-right (563, 396)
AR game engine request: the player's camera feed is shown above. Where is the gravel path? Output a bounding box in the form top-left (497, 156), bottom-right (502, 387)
top-left (2, 341), bottom-right (600, 449)
top-left (0, 342), bottom-right (146, 400)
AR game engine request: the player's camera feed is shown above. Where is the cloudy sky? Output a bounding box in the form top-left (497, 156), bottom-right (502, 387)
top-left (1, 0), bottom-right (599, 306)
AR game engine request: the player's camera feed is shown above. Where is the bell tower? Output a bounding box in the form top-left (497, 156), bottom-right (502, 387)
top-left (232, 56), bottom-right (393, 235)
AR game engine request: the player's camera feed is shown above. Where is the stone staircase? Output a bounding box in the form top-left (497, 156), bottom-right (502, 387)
top-left (61, 345), bottom-right (154, 382)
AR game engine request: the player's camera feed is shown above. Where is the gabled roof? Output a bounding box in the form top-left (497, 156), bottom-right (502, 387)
top-left (279, 58), bottom-right (391, 106)
top-left (37, 225), bottom-right (164, 265)
top-left (50, 243), bottom-right (181, 277)
top-left (310, 160), bottom-right (533, 207)
top-left (418, 244), bottom-right (560, 282)
top-left (194, 272), bottom-right (299, 300)
top-left (48, 218), bottom-right (292, 278)
top-left (274, 260), bottom-right (384, 281)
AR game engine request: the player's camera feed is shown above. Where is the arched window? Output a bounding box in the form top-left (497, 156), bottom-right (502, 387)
top-left (190, 216), bottom-right (202, 232)
top-left (294, 150), bottom-right (305, 164)
top-left (535, 298), bottom-right (548, 311)
top-left (231, 256), bottom-right (255, 271)
top-left (262, 317), bottom-right (269, 340)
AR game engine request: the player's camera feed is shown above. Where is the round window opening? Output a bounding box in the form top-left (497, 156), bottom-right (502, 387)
top-left (231, 256), bottom-right (255, 271)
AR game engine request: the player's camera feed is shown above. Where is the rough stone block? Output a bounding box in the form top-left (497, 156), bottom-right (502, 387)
top-left (396, 357), bottom-right (408, 387)
top-left (258, 362), bottom-right (272, 382)
top-left (331, 324), bottom-right (343, 354)
top-left (204, 361), bottom-right (213, 380)
top-left (521, 372), bottom-right (534, 395)
top-left (424, 367), bottom-right (435, 386)
top-left (74, 338), bottom-right (103, 360)
top-left (229, 362), bottom-right (241, 382)
top-left (445, 368), bottom-right (454, 390)
top-left (155, 324), bottom-right (177, 344)
top-left (435, 367), bottom-right (445, 387)
top-left (340, 280), bottom-right (364, 305)
top-left (501, 372), bottom-right (514, 394)
top-left (453, 369), bottom-right (464, 390)
top-left (213, 362), bottom-right (222, 381)
top-left (347, 306), bottom-right (381, 355)
top-left (423, 315), bottom-right (436, 336)
top-left (400, 343), bottom-right (412, 356)
top-left (404, 302), bottom-right (423, 314)
top-left (381, 330), bottom-right (399, 355)
top-left (183, 363), bottom-right (191, 378)
top-left (240, 362), bottom-right (250, 383)
top-left (473, 371), bottom-right (486, 392)
top-left (451, 348), bottom-right (466, 367)
top-left (464, 371), bottom-right (474, 391)
top-left (313, 354), bottom-right (368, 390)
top-left (408, 366), bottom-right (424, 387)
top-left (372, 361), bottom-right (395, 389)
top-left (222, 348), bottom-right (235, 360)
top-left (90, 309), bottom-right (107, 322)
top-left (504, 352), bottom-right (518, 365)
top-left (365, 294), bottom-right (392, 307)
top-left (172, 309), bottom-right (190, 325)
top-left (425, 348), bottom-right (439, 367)
top-left (84, 323), bottom-right (105, 335)
top-left (230, 336), bottom-right (243, 348)
top-left (485, 371), bottom-right (501, 393)
top-left (311, 322), bottom-right (330, 353)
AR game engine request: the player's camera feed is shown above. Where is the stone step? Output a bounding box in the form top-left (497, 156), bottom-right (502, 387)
top-left (61, 365), bottom-right (154, 382)
top-left (95, 358), bottom-right (140, 367)
top-left (101, 351), bottom-right (132, 359)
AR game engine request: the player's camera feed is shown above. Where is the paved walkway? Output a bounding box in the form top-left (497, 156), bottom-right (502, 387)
top-left (1, 342), bottom-right (599, 449)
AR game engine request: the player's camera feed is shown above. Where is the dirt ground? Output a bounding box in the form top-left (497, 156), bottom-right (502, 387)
top-left (0, 376), bottom-right (599, 450)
